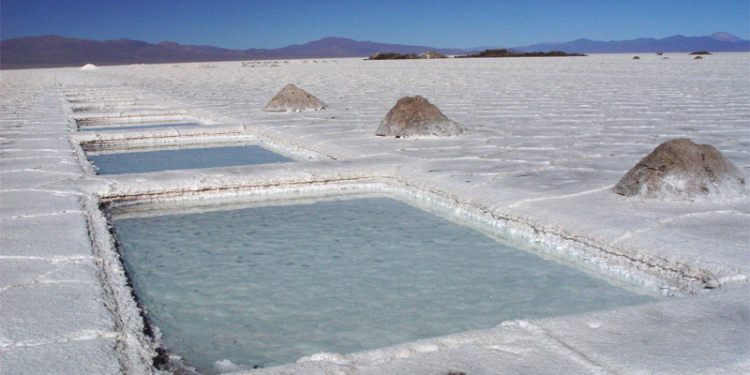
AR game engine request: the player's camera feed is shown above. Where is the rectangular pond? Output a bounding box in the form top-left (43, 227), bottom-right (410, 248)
top-left (74, 112), bottom-right (210, 131)
top-left (88, 145), bottom-right (294, 175)
top-left (80, 122), bottom-right (201, 131)
top-left (109, 193), bottom-right (655, 373)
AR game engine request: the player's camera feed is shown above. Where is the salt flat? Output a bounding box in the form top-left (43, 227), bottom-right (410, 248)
top-left (1, 53), bottom-right (748, 374)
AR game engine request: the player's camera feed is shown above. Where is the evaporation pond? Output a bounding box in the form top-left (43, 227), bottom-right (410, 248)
top-left (81, 122), bottom-right (200, 131)
top-left (88, 145), bottom-right (293, 174)
top-left (112, 196), bottom-right (654, 373)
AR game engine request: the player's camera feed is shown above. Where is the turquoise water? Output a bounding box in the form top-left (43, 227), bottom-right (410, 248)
top-left (112, 196), bottom-right (654, 373)
top-left (89, 145), bottom-right (293, 174)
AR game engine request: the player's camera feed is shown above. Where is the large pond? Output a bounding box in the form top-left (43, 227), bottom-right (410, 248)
top-left (88, 145), bottom-right (294, 174)
top-left (111, 195), bottom-right (655, 373)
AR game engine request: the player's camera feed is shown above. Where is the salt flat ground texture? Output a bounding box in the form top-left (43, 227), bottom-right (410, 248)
top-left (0, 53), bottom-right (748, 375)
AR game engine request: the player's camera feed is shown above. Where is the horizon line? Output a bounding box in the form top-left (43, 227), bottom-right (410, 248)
top-left (2, 31), bottom-right (747, 51)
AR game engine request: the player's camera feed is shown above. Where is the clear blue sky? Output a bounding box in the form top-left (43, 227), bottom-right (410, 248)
top-left (2, 0), bottom-right (748, 49)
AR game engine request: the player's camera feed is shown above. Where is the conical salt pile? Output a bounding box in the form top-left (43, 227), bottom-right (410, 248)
top-left (263, 84), bottom-right (328, 112)
top-left (375, 95), bottom-right (463, 137)
top-left (614, 138), bottom-right (747, 200)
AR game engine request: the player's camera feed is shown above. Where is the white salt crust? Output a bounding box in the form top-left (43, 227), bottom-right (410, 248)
top-left (1, 53), bottom-right (748, 374)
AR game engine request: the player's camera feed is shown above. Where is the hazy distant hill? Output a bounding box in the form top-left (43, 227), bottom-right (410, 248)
top-left (0, 36), bottom-right (466, 69)
top-left (271, 37), bottom-right (466, 58)
top-left (2, 33), bottom-right (748, 69)
top-left (0, 35), bottom-right (253, 69)
top-left (513, 32), bottom-right (749, 53)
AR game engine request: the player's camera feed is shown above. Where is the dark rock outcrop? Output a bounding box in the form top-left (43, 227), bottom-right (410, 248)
top-left (457, 49), bottom-right (586, 58)
top-left (614, 138), bottom-right (747, 200)
top-left (367, 51), bottom-right (447, 60)
top-left (375, 96), bottom-right (463, 137)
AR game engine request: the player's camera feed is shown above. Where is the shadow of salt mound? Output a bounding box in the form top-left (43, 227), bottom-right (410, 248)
top-left (614, 138), bottom-right (748, 201)
top-left (263, 84), bottom-right (328, 112)
top-left (375, 95), bottom-right (464, 138)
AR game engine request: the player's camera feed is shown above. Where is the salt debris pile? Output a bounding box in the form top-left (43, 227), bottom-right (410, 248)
top-left (80, 63), bottom-right (99, 70)
top-left (614, 138), bottom-right (748, 200)
top-left (262, 83), bottom-right (328, 112)
top-left (375, 95), bottom-right (464, 137)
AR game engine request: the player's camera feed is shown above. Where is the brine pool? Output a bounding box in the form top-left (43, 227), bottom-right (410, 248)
top-left (80, 122), bottom-right (202, 131)
top-left (111, 195), bottom-right (655, 373)
top-left (88, 145), bottom-right (294, 174)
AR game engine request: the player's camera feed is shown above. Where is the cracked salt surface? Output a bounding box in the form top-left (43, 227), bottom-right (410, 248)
top-left (111, 195), bottom-right (654, 373)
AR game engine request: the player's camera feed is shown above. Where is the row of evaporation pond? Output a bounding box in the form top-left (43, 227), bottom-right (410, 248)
top-left (66, 88), bottom-right (658, 375)
top-left (66, 88), bottom-right (294, 175)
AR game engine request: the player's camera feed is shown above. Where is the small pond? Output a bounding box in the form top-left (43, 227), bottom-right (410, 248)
top-left (88, 145), bottom-right (294, 174)
top-left (80, 122), bottom-right (202, 131)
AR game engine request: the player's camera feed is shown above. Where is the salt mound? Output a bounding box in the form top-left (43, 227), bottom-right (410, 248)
top-left (375, 95), bottom-right (464, 137)
top-left (614, 138), bottom-right (747, 200)
top-left (263, 83), bottom-right (328, 112)
top-left (80, 64), bottom-right (99, 70)
top-left (420, 51), bottom-right (447, 59)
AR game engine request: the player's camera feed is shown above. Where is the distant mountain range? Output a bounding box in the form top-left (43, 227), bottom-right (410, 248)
top-left (512, 32), bottom-right (750, 54)
top-left (1, 32), bottom-right (747, 69)
top-left (0, 36), bottom-right (465, 69)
